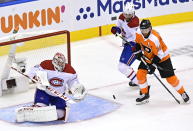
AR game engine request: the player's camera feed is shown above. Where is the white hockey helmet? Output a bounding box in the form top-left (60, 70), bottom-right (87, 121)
top-left (52, 52), bottom-right (66, 72)
top-left (123, 2), bottom-right (135, 15)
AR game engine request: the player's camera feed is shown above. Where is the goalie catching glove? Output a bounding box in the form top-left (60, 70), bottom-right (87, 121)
top-left (69, 83), bottom-right (87, 102)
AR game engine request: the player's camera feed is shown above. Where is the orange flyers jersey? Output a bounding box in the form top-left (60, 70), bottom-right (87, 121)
top-left (135, 29), bottom-right (170, 63)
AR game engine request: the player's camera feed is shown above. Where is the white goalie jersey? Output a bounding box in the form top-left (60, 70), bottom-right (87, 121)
top-left (28, 60), bottom-right (80, 97)
top-left (16, 60), bottom-right (87, 123)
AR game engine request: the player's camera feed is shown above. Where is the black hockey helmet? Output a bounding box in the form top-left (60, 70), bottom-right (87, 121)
top-left (140, 19), bottom-right (151, 29)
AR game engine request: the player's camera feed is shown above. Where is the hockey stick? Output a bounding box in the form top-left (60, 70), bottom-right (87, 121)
top-left (11, 67), bottom-right (76, 104)
top-left (115, 34), bottom-right (175, 72)
top-left (140, 58), bottom-right (180, 104)
top-left (115, 34), bottom-right (134, 47)
top-left (142, 56), bottom-right (176, 72)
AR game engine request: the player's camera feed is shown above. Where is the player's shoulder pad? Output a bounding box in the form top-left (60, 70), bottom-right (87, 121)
top-left (128, 16), bottom-right (139, 28)
top-left (118, 13), bottom-right (125, 21)
top-left (152, 29), bottom-right (163, 41)
top-left (136, 32), bottom-right (141, 37)
top-left (152, 29), bottom-right (160, 36)
top-left (135, 32), bottom-right (143, 42)
top-left (63, 64), bottom-right (76, 74)
top-left (40, 60), bottom-right (55, 70)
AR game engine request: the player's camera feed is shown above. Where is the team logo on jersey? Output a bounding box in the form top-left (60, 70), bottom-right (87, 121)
top-left (142, 45), bottom-right (151, 53)
top-left (50, 77), bottom-right (64, 87)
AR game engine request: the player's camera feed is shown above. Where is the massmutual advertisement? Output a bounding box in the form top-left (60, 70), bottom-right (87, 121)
top-left (0, 0), bottom-right (192, 38)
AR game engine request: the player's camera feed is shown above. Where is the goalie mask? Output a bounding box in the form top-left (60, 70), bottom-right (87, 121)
top-left (52, 52), bottom-right (66, 72)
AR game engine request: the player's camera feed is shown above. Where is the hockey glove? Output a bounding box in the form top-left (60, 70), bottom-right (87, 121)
top-left (147, 63), bottom-right (156, 74)
top-left (69, 83), bottom-right (87, 102)
top-left (133, 50), bottom-right (143, 60)
top-left (132, 43), bottom-right (143, 60)
top-left (35, 71), bottom-right (50, 90)
top-left (37, 84), bottom-right (47, 91)
top-left (111, 26), bottom-right (121, 35)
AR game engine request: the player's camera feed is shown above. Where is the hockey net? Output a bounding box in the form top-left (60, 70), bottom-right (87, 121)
top-left (0, 30), bottom-right (71, 95)
top-left (0, 30), bottom-right (71, 65)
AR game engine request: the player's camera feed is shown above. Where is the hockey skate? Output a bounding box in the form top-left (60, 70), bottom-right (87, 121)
top-left (136, 93), bottom-right (149, 105)
top-left (137, 86), bottom-right (150, 105)
top-left (129, 81), bottom-right (138, 87)
top-left (181, 92), bottom-right (190, 104)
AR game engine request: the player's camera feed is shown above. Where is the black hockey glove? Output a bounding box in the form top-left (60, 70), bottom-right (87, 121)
top-left (133, 50), bottom-right (143, 60)
top-left (146, 55), bottom-right (161, 74)
top-left (132, 43), bottom-right (142, 60)
top-left (147, 63), bottom-right (156, 74)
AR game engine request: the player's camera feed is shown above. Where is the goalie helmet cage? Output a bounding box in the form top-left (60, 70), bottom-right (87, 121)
top-left (0, 30), bottom-right (71, 65)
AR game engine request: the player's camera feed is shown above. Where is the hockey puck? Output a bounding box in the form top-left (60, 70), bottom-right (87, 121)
top-left (113, 95), bottom-right (116, 99)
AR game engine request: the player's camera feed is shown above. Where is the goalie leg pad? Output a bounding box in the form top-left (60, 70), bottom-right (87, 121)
top-left (57, 106), bottom-right (70, 122)
top-left (15, 106), bottom-right (57, 122)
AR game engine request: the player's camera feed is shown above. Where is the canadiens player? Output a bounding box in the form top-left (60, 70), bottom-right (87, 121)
top-left (134, 19), bottom-right (190, 104)
top-left (111, 3), bottom-right (139, 87)
top-left (16, 52), bottom-right (87, 122)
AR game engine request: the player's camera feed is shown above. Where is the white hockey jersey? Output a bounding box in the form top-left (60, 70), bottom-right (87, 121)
top-left (117, 13), bottom-right (139, 42)
top-left (28, 60), bottom-right (79, 96)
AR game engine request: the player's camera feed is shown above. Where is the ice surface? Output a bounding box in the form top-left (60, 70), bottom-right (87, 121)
top-left (0, 22), bottom-right (193, 131)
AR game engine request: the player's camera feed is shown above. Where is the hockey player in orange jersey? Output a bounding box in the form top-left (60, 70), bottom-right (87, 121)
top-left (133, 19), bottom-right (190, 104)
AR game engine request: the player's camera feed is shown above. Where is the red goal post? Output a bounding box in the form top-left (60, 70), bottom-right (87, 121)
top-left (0, 30), bottom-right (71, 65)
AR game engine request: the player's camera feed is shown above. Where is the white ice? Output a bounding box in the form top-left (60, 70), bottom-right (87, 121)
top-left (0, 22), bottom-right (193, 131)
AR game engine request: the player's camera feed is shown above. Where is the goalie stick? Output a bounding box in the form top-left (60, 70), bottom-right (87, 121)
top-left (140, 58), bottom-right (181, 104)
top-left (11, 67), bottom-right (76, 104)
